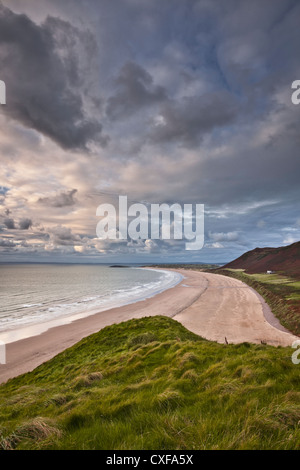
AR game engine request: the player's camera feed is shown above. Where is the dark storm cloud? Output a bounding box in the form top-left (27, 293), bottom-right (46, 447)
top-left (38, 189), bottom-right (78, 208)
top-left (0, 4), bottom-right (105, 150)
top-left (149, 91), bottom-right (239, 146)
top-left (3, 217), bottom-right (15, 229)
top-left (0, 0), bottom-right (299, 263)
top-left (106, 61), bottom-right (167, 120)
top-left (19, 218), bottom-right (32, 230)
top-left (2, 216), bottom-right (33, 231)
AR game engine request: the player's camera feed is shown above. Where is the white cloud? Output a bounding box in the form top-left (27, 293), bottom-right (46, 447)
top-left (209, 231), bottom-right (239, 242)
top-left (283, 234), bottom-right (299, 245)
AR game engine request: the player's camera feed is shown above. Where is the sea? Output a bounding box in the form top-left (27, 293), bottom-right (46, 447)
top-left (0, 264), bottom-right (182, 344)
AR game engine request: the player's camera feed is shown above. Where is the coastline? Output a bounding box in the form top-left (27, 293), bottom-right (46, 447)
top-left (0, 268), bottom-right (298, 385)
top-left (0, 267), bottom-right (182, 345)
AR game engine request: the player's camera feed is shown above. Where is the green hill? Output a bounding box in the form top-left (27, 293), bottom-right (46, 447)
top-left (0, 316), bottom-right (299, 450)
top-left (223, 241), bottom-right (300, 278)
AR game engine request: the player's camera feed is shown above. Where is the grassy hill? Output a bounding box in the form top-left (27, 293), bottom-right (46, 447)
top-left (0, 316), bottom-right (299, 450)
top-left (223, 241), bottom-right (300, 278)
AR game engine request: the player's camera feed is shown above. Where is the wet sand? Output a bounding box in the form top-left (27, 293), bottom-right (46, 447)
top-left (0, 269), bottom-right (298, 384)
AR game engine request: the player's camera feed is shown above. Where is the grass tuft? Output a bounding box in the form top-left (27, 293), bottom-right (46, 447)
top-left (0, 417), bottom-right (61, 450)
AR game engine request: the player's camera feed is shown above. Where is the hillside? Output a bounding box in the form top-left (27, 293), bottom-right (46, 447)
top-left (0, 316), bottom-right (299, 450)
top-left (223, 241), bottom-right (300, 277)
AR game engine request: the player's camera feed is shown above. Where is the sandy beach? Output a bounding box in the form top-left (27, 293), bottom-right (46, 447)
top-left (0, 268), bottom-right (298, 384)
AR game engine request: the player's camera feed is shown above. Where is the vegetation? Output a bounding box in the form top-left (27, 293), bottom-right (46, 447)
top-left (0, 316), bottom-right (299, 450)
top-left (148, 263), bottom-right (220, 270)
top-left (222, 241), bottom-right (300, 279)
top-left (215, 269), bottom-right (300, 336)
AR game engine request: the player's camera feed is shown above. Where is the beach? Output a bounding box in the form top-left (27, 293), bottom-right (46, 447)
top-left (0, 268), bottom-right (298, 384)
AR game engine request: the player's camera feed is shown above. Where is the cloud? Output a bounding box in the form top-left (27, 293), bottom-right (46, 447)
top-left (106, 61), bottom-right (167, 120)
top-left (48, 225), bottom-right (81, 246)
top-left (19, 218), bottom-right (33, 230)
top-left (209, 231), bottom-right (239, 242)
top-left (149, 90), bottom-right (238, 147)
top-left (283, 234), bottom-right (299, 245)
top-left (3, 217), bottom-right (15, 229)
top-left (144, 239), bottom-right (159, 252)
top-left (0, 4), bottom-right (106, 150)
top-left (0, 238), bottom-right (15, 247)
top-left (210, 242), bottom-right (224, 249)
top-left (38, 189), bottom-right (78, 208)
top-left (0, 0), bottom-right (299, 263)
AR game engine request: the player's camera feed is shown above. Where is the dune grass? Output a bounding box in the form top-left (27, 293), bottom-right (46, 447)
top-left (0, 316), bottom-right (299, 450)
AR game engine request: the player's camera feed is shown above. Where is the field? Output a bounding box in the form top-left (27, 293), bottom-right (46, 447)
top-left (0, 316), bottom-right (299, 450)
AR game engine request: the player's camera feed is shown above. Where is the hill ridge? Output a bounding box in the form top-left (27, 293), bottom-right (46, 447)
top-left (224, 241), bottom-right (300, 277)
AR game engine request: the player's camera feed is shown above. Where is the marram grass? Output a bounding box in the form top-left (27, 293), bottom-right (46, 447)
top-left (0, 316), bottom-right (299, 450)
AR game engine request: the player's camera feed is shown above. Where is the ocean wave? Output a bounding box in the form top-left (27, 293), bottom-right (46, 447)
top-left (0, 268), bottom-right (182, 338)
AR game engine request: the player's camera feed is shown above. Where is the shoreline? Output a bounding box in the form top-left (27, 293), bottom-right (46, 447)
top-left (0, 268), bottom-right (298, 385)
top-left (0, 267), bottom-right (182, 345)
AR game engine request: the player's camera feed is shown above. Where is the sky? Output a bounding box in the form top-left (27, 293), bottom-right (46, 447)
top-left (0, 0), bottom-right (299, 264)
